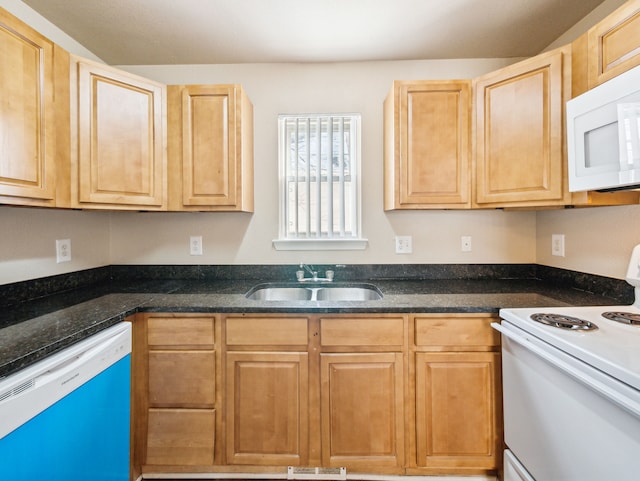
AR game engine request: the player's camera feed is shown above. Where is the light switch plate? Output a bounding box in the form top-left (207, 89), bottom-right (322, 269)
top-left (552, 234), bottom-right (565, 257)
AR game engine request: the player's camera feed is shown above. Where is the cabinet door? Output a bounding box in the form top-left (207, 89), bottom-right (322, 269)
top-left (72, 57), bottom-right (166, 209)
top-left (0, 9), bottom-right (57, 206)
top-left (384, 80), bottom-right (471, 209)
top-left (474, 48), bottom-right (569, 207)
top-left (320, 352), bottom-right (404, 470)
top-left (587, 0), bottom-right (640, 87)
top-left (415, 352), bottom-right (501, 470)
top-left (226, 351), bottom-right (309, 466)
top-left (168, 84), bottom-right (254, 211)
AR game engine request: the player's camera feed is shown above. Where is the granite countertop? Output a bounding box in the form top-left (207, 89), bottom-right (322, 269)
top-left (0, 274), bottom-right (628, 380)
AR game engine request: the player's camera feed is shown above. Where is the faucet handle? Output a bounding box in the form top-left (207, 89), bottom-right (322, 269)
top-left (326, 270), bottom-right (334, 281)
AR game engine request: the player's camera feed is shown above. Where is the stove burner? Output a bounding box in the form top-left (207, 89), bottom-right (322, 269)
top-left (530, 313), bottom-right (599, 330)
top-left (602, 311), bottom-right (640, 325)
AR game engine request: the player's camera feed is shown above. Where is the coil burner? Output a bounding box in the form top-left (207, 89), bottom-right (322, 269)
top-left (530, 313), bottom-right (599, 331)
top-left (602, 311), bottom-right (640, 326)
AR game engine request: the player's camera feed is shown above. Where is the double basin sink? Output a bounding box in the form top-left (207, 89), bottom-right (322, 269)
top-left (246, 283), bottom-right (383, 301)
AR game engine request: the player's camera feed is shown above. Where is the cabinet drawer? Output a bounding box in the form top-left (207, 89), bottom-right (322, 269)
top-left (225, 316), bottom-right (308, 346)
top-left (146, 408), bottom-right (215, 465)
top-left (147, 316), bottom-right (215, 347)
top-left (414, 315), bottom-right (499, 348)
top-left (320, 316), bottom-right (405, 347)
top-left (148, 350), bottom-right (215, 407)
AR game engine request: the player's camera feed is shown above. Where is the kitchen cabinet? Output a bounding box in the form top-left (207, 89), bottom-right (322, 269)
top-left (167, 84), bottom-right (254, 212)
top-left (135, 314), bottom-right (219, 470)
top-left (474, 47), bottom-right (570, 208)
top-left (410, 314), bottom-right (501, 473)
top-left (70, 56), bottom-right (167, 209)
top-left (384, 80), bottom-right (471, 209)
top-left (319, 316), bottom-right (406, 471)
top-left (133, 312), bottom-right (500, 477)
top-left (225, 316), bottom-right (309, 466)
top-left (0, 8), bottom-right (63, 207)
top-left (572, 0), bottom-right (640, 96)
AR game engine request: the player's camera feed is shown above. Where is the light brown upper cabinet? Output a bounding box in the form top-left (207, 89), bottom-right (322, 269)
top-left (474, 47), bottom-right (570, 208)
top-left (573, 0), bottom-right (640, 97)
top-left (0, 8), bottom-right (63, 207)
top-left (384, 80), bottom-right (471, 209)
top-left (70, 56), bottom-right (167, 210)
top-left (167, 85), bottom-right (254, 212)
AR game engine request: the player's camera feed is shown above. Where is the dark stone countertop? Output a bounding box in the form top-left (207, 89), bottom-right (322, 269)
top-left (0, 274), bottom-right (629, 379)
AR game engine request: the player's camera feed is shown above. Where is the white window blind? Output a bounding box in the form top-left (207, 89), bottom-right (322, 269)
top-left (275, 113), bottom-right (366, 250)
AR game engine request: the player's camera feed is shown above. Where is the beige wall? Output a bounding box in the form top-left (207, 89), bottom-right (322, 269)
top-left (0, 207), bottom-right (111, 284)
top-left (536, 206), bottom-right (640, 278)
top-left (0, 0), bottom-right (636, 286)
top-left (111, 61), bottom-right (535, 267)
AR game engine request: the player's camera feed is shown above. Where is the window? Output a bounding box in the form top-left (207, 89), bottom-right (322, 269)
top-left (273, 113), bottom-right (366, 250)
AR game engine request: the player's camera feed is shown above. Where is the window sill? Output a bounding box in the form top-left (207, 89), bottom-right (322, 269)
top-left (273, 238), bottom-right (368, 251)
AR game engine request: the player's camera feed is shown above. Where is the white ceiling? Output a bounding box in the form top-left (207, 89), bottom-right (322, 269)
top-left (22, 0), bottom-right (605, 65)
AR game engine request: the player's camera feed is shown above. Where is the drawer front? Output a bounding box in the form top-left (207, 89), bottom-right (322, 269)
top-left (147, 316), bottom-right (215, 347)
top-left (225, 316), bottom-right (309, 346)
top-left (146, 408), bottom-right (215, 465)
top-left (414, 315), bottom-right (499, 348)
top-left (320, 316), bottom-right (405, 347)
top-left (148, 350), bottom-right (215, 407)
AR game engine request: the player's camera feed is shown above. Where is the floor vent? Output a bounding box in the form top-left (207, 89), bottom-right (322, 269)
top-left (287, 467), bottom-right (347, 480)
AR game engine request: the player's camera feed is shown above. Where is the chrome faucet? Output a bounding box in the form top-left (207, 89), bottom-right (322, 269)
top-left (296, 263), bottom-right (334, 282)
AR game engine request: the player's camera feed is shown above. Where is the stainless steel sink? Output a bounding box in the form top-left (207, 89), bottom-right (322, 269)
top-left (245, 286), bottom-right (313, 301)
top-left (315, 286), bottom-right (382, 301)
top-left (245, 283), bottom-right (382, 301)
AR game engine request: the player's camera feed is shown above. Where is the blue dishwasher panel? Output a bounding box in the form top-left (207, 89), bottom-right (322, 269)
top-left (0, 324), bottom-right (131, 481)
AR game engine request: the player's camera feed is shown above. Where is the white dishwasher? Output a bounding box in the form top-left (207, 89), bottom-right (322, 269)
top-left (0, 322), bottom-right (131, 481)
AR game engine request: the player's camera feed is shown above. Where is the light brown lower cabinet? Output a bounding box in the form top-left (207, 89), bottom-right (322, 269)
top-left (409, 314), bottom-right (502, 474)
top-left (320, 352), bottom-right (405, 470)
top-left (133, 312), bottom-right (501, 477)
top-left (415, 351), bottom-right (500, 469)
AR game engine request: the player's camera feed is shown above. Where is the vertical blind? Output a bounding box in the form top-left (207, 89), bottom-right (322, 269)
top-left (279, 114), bottom-right (361, 239)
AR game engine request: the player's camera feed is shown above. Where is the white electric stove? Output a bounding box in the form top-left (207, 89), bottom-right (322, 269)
top-left (494, 244), bottom-right (640, 481)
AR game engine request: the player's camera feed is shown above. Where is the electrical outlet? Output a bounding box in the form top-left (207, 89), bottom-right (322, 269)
top-left (56, 239), bottom-right (71, 263)
top-left (552, 234), bottom-right (565, 257)
top-left (395, 236), bottom-right (412, 254)
top-left (461, 236), bottom-right (472, 252)
top-left (190, 236), bottom-right (203, 256)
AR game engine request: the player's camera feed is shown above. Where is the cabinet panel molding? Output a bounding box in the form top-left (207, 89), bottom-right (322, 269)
top-left (588, 0), bottom-right (640, 86)
top-left (71, 56), bottom-right (166, 209)
top-left (168, 84), bottom-right (254, 211)
top-left (320, 352), bottom-right (405, 469)
top-left (474, 48), bottom-right (569, 207)
top-left (226, 351), bottom-right (309, 465)
top-left (415, 352), bottom-right (500, 469)
top-left (0, 8), bottom-right (57, 205)
top-left (384, 80), bottom-right (471, 209)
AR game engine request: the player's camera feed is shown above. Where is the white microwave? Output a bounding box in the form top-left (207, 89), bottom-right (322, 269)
top-left (567, 64), bottom-right (640, 192)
